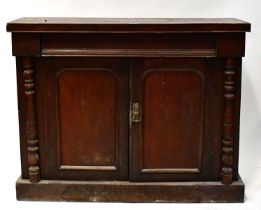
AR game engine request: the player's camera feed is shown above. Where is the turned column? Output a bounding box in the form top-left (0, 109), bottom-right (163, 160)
top-left (221, 58), bottom-right (236, 185)
top-left (22, 57), bottom-right (40, 183)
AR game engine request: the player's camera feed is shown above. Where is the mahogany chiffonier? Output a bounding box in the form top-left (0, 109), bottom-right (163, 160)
top-left (7, 18), bottom-right (250, 202)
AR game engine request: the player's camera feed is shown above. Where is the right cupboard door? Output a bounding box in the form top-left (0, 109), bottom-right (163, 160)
top-left (130, 58), bottom-right (224, 181)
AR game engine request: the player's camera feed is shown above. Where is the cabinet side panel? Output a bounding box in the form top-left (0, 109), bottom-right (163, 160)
top-left (233, 59), bottom-right (242, 180)
top-left (16, 58), bottom-right (29, 178)
top-left (57, 70), bottom-right (118, 168)
top-left (142, 70), bottom-right (204, 172)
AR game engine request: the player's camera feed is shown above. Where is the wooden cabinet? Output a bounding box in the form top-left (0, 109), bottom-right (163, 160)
top-left (7, 18), bottom-right (250, 202)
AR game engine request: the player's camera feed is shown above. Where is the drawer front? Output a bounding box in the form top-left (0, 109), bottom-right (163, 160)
top-left (41, 33), bottom-right (217, 57)
top-left (12, 32), bottom-right (246, 57)
top-left (36, 58), bottom-right (129, 180)
top-left (130, 58), bottom-right (224, 181)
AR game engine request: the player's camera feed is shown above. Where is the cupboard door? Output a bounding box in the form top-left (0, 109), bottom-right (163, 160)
top-left (130, 58), bottom-right (224, 181)
top-left (36, 58), bottom-right (129, 180)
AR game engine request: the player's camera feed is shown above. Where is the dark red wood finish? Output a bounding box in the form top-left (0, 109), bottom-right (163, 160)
top-left (36, 58), bottom-right (129, 180)
top-left (130, 58), bottom-right (225, 181)
top-left (7, 18), bottom-right (250, 202)
top-left (7, 17), bottom-right (250, 33)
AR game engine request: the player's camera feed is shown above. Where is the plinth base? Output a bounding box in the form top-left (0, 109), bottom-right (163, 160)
top-left (16, 176), bottom-right (244, 203)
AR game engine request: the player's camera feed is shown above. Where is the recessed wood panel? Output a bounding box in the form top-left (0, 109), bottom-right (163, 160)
top-left (142, 70), bottom-right (204, 172)
top-left (37, 58), bottom-right (129, 180)
top-left (57, 70), bottom-right (118, 169)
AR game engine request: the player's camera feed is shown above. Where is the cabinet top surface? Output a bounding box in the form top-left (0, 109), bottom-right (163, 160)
top-left (7, 17), bottom-right (250, 33)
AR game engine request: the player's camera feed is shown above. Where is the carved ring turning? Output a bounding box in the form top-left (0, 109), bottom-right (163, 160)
top-left (22, 57), bottom-right (40, 183)
top-left (221, 58), bottom-right (236, 185)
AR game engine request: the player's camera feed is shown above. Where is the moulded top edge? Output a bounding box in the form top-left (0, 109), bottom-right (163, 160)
top-left (6, 17), bottom-right (251, 33)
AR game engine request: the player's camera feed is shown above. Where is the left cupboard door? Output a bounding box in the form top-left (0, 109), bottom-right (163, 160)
top-left (35, 58), bottom-right (129, 181)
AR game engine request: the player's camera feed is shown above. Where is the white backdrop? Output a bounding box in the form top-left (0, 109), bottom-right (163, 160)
top-left (0, 0), bottom-right (260, 209)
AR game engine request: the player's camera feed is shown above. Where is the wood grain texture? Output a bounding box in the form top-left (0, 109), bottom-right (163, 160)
top-left (130, 58), bottom-right (224, 182)
top-left (7, 17), bottom-right (250, 33)
top-left (42, 33), bottom-right (216, 50)
top-left (16, 177), bottom-right (245, 202)
top-left (12, 33), bottom-right (40, 56)
top-left (37, 58), bottom-right (129, 181)
top-left (58, 70), bottom-right (118, 169)
top-left (41, 33), bottom-right (217, 57)
top-left (221, 58), bottom-right (236, 185)
top-left (22, 57), bottom-right (40, 183)
top-left (42, 49), bottom-right (217, 57)
top-left (8, 18), bottom-right (249, 202)
top-left (142, 70), bottom-right (204, 172)
top-left (16, 58), bottom-right (30, 179)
